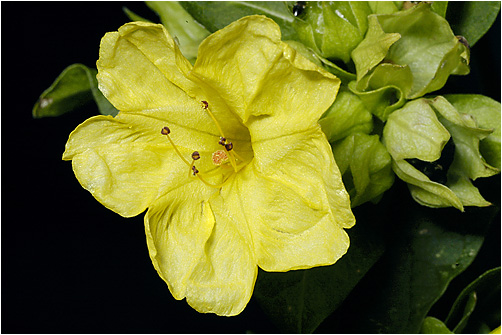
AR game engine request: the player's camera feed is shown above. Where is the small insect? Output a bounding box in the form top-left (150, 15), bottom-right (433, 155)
top-left (293, 1), bottom-right (306, 17)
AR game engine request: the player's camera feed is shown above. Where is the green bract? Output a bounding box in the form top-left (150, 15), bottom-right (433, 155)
top-left (350, 3), bottom-right (470, 120)
top-left (332, 133), bottom-right (394, 207)
top-left (319, 87), bottom-right (373, 142)
top-left (293, 1), bottom-right (372, 63)
top-left (62, 16), bottom-right (355, 316)
top-left (384, 97), bottom-right (500, 211)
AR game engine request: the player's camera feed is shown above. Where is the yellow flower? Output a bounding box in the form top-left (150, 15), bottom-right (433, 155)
top-left (63, 16), bottom-right (355, 316)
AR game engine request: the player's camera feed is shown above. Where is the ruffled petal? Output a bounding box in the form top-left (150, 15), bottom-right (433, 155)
top-left (227, 128), bottom-right (354, 271)
top-left (97, 21), bottom-right (251, 149)
top-left (191, 15), bottom-right (340, 139)
top-left (146, 180), bottom-right (257, 316)
top-left (63, 113), bottom-right (234, 217)
top-left (97, 22), bottom-right (195, 112)
top-left (144, 182), bottom-right (216, 302)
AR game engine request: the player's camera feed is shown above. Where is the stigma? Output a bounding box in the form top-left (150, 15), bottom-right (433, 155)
top-left (212, 150), bottom-right (228, 166)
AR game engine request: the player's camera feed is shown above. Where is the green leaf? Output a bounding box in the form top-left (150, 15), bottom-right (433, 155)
top-left (332, 133), bottom-right (394, 207)
top-left (445, 267), bottom-right (501, 333)
top-left (351, 15), bottom-right (401, 81)
top-left (444, 94), bottom-right (501, 169)
top-left (421, 316), bottom-right (454, 334)
top-left (319, 87), bottom-right (373, 143)
top-left (292, 1), bottom-right (372, 63)
top-left (447, 2), bottom-right (501, 47)
top-left (180, 1), bottom-right (297, 40)
top-left (348, 80), bottom-right (407, 121)
top-left (146, 1), bottom-right (210, 63)
top-left (33, 64), bottom-right (118, 118)
top-left (368, 1), bottom-right (402, 15)
top-left (384, 97), bottom-right (499, 210)
top-left (317, 55), bottom-right (357, 84)
top-left (253, 209), bottom-right (385, 333)
top-left (354, 3), bottom-right (470, 100)
top-left (122, 6), bottom-right (152, 22)
top-left (393, 159), bottom-right (464, 210)
top-left (431, 1), bottom-right (449, 17)
top-left (383, 98), bottom-right (451, 162)
top-left (333, 200), bottom-right (492, 333)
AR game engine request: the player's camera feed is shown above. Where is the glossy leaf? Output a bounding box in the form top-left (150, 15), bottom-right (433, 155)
top-left (420, 316), bottom-right (454, 334)
top-left (333, 198), bottom-right (492, 333)
top-left (445, 267), bottom-right (501, 333)
top-left (253, 209), bottom-right (385, 333)
top-left (33, 64), bottom-right (117, 118)
top-left (447, 2), bottom-right (501, 47)
top-left (180, 1), bottom-right (297, 40)
top-left (146, 1), bottom-right (210, 63)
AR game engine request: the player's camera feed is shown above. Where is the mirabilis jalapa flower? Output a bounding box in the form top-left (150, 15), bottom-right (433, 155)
top-left (63, 15), bottom-right (355, 316)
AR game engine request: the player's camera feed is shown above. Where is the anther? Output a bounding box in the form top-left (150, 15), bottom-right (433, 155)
top-left (192, 151), bottom-right (200, 160)
top-left (161, 126), bottom-right (171, 135)
top-left (218, 137), bottom-right (226, 146)
top-left (201, 100), bottom-right (209, 109)
top-left (225, 142), bottom-right (233, 151)
top-left (192, 165), bottom-right (199, 175)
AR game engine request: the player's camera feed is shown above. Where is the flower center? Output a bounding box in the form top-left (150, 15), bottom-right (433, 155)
top-left (161, 100), bottom-right (247, 189)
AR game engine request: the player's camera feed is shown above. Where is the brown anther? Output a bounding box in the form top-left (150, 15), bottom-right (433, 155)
top-left (161, 126), bottom-right (171, 135)
top-left (192, 165), bottom-right (199, 175)
top-left (192, 151), bottom-right (200, 160)
top-left (218, 137), bottom-right (226, 145)
top-left (224, 142), bottom-right (233, 151)
top-left (202, 100), bottom-right (208, 109)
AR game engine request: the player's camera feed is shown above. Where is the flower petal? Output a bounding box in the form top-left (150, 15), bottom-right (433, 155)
top-left (145, 181), bottom-right (257, 316)
top-left (229, 128), bottom-right (354, 271)
top-left (63, 113), bottom-right (233, 217)
top-left (97, 21), bottom-right (250, 146)
top-left (191, 15), bottom-right (340, 139)
top-left (97, 22), bottom-right (195, 112)
top-left (144, 183), bottom-right (215, 302)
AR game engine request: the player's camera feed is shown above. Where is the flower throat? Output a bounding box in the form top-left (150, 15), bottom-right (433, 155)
top-left (161, 101), bottom-right (246, 188)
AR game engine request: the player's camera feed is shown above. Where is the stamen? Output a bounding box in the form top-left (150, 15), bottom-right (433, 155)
top-left (224, 142), bottom-right (233, 151)
top-left (203, 103), bottom-right (226, 139)
top-left (192, 165), bottom-right (199, 176)
top-left (201, 100), bottom-right (209, 109)
top-left (196, 173), bottom-right (232, 189)
top-left (161, 126), bottom-right (190, 167)
top-left (161, 126), bottom-right (236, 189)
top-left (218, 137), bottom-right (226, 146)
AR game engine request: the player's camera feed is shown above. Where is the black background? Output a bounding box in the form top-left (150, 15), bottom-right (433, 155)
top-left (1, 2), bottom-right (500, 333)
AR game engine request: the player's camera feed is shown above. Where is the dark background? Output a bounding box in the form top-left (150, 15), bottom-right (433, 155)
top-left (1, 2), bottom-right (500, 333)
